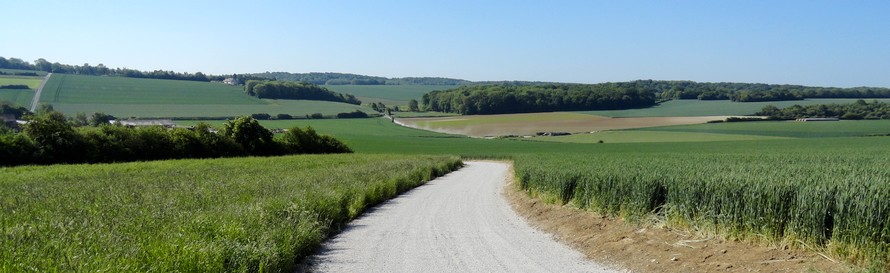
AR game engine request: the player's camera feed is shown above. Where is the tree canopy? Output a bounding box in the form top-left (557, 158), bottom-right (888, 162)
top-left (245, 80), bottom-right (361, 104)
top-left (422, 83), bottom-right (656, 115)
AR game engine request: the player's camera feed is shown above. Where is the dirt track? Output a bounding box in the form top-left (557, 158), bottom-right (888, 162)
top-left (302, 161), bottom-right (619, 273)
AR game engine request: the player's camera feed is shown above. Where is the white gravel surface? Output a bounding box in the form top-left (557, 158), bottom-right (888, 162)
top-left (302, 161), bottom-right (620, 273)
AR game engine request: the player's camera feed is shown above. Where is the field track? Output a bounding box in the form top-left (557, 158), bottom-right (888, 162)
top-left (303, 162), bottom-right (617, 273)
top-left (30, 72), bottom-right (51, 111)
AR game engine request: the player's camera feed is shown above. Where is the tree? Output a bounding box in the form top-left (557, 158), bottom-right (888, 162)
top-left (24, 111), bottom-right (86, 163)
top-left (408, 99), bottom-right (420, 112)
top-left (88, 112), bottom-right (115, 126)
top-left (222, 116), bottom-right (275, 155)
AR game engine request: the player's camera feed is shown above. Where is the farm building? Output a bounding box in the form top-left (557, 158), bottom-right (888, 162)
top-left (795, 117), bottom-right (840, 122)
top-left (113, 119), bottom-right (176, 127)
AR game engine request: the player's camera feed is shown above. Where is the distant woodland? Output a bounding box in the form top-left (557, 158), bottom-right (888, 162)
top-left (244, 80), bottom-right (361, 105)
top-left (422, 84), bottom-right (656, 115)
top-left (0, 56), bottom-right (267, 83)
top-left (635, 80), bottom-right (890, 102)
top-left (757, 99), bottom-right (890, 120)
top-left (249, 72), bottom-right (471, 86)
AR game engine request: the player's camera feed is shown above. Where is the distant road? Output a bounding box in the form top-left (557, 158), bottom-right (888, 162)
top-left (303, 161), bottom-right (618, 273)
top-left (30, 72), bottom-right (51, 112)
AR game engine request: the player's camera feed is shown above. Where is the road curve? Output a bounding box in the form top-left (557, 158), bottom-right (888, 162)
top-left (302, 161), bottom-right (619, 273)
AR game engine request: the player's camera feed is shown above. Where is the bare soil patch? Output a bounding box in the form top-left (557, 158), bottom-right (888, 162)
top-left (399, 113), bottom-right (733, 137)
top-left (503, 167), bottom-right (851, 273)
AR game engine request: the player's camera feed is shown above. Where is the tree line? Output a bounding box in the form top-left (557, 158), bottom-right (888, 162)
top-left (644, 80), bottom-right (890, 102)
top-left (249, 72), bottom-right (471, 85)
top-left (0, 56), bottom-right (268, 83)
top-left (756, 99), bottom-right (890, 120)
top-left (421, 84), bottom-right (656, 115)
top-left (245, 80), bottom-right (361, 104)
top-left (0, 112), bottom-right (351, 166)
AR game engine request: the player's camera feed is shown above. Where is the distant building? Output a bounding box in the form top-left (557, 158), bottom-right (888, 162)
top-left (223, 74), bottom-right (242, 85)
top-left (795, 117), bottom-right (839, 122)
top-left (112, 119), bottom-right (176, 127)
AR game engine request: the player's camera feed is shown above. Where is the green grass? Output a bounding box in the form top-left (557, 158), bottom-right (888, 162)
top-left (38, 74), bottom-right (374, 118)
top-left (0, 76), bottom-right (43, 89)
top-left (640, 120), bottom-right (890, 138)
top-left (323, 85), bottom-right (453, 105)
top-left (579, 99), bottom-right (890, 117)
top-left (0, 154), bottom-right (462, 272)
top-left (404, 112), bottom-right (599, 128)
top-left (526, 130), bottom-right (789, 143)
top-left (0, 89), bottom-right (34, 108)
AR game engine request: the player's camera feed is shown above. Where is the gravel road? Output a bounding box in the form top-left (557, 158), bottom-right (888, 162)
top-left (302, 161), bottom-right (619, 273)
top-left (30, 72), bottom-right (51, 112)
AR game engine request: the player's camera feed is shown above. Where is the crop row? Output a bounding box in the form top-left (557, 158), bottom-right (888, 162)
top-left (0, 154), bottom-right (461, 272)
top-left (515, 150), bottom-right (889, 270)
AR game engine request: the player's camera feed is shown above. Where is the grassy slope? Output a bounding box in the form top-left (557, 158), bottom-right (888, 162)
top-left (39, 74), bottom-right (373, 118)
top-left (0, 75), bottom-right (41, 107)
top-left (0, 154), bottom-right (461, 272)
top-left (527, 130), bottom-right (790, 143)
top-left (0, 68), bottom-right (48, 76)
top-left (579, 98), bottom-right (890, 117)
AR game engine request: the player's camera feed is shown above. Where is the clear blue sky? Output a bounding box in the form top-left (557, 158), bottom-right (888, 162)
top-left (3, 1), bottom-right (888, 87)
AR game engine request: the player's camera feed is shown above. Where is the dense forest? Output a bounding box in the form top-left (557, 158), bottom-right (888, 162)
top-left (249, 72), bottom-right (471, 85)
top-left (245, 80), bottom-right (361, 104)
top-left (0, 113), bottom-right (351, 166)
top-left (637, 80), bottom-right (890, 102)
top-left (422, 84), bottom-right (656, 115)
top-left (0, 56), bottom-right (267, 83)
top-left (756, 99), bottom-right (890, 120)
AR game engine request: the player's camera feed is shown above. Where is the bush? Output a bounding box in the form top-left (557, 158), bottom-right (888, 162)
top-left (280, 126), bottom-right (352, 154)
top-left (336, 110), bottom-right (369, 119)
top-left (275, 113), bottom-right (293, 120)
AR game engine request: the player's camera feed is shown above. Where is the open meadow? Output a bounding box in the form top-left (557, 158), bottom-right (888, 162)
top-left (0, 154), bottom-right (461, 272)
top-left (0, 73), bottom-right (43, 107)
top-left (38, 74), bottom-right (373, 118)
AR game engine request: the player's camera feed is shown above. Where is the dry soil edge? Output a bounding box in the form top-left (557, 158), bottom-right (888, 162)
top-left (503, 163), bottom-right (853, 273)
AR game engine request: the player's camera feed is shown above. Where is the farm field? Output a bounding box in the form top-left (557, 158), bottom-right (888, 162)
top-left (0, 76), bottom-right (43, 89)
top-left (38, 74), bottom-right (373, 118)
top-left (578, 98), bottom-right (890, 117)
top-left (323, 85), bottom-right (453, 106)
top-left (397, 112), bottom-right (730, 137)
top-left (641, 119), bottom-right (890, 138)
top-left (526, 130), bottom-right (789, 143)
top-left (0, 89), bottom-right (34, 108)
top-left (514, 138), bottom-right (890, 270)
top-left (0, 154), bottom-right (462, 272)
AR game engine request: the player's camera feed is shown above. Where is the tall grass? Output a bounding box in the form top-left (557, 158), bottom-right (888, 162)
top-left (0, 154), bottom-right (461, 272)
top-left (515, 149), bottom-right (890, 270)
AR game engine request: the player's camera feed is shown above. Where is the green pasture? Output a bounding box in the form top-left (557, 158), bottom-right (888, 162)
top-left (38, 74), bottom-right (374, 118)
top-left (0, 76), bottom-right (43, 89)
top-left (0, 89), bottom-right (34, 108)
top-left (579, 98), bottom-right (890, 117)
top-left (402, 112), bottom-right (597, 128)
top-left (323, 85), bottom-right (453, 105)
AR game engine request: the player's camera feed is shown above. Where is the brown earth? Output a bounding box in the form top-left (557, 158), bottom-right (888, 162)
top-left (398, 114), bottom-right (735, 137)
top-left (502, 165), bottom-right (852, 273)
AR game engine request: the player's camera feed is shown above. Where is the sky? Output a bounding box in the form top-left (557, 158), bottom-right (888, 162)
top-left (2, 1), bottom-right (889, 87)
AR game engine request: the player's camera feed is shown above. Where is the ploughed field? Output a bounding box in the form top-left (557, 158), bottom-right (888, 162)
top-left (37, 74), bottom-right (372, 118)
top-left (0, 154), bottom-right (461, 272)
top-left (396, 112), bottom-right (734, 137)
